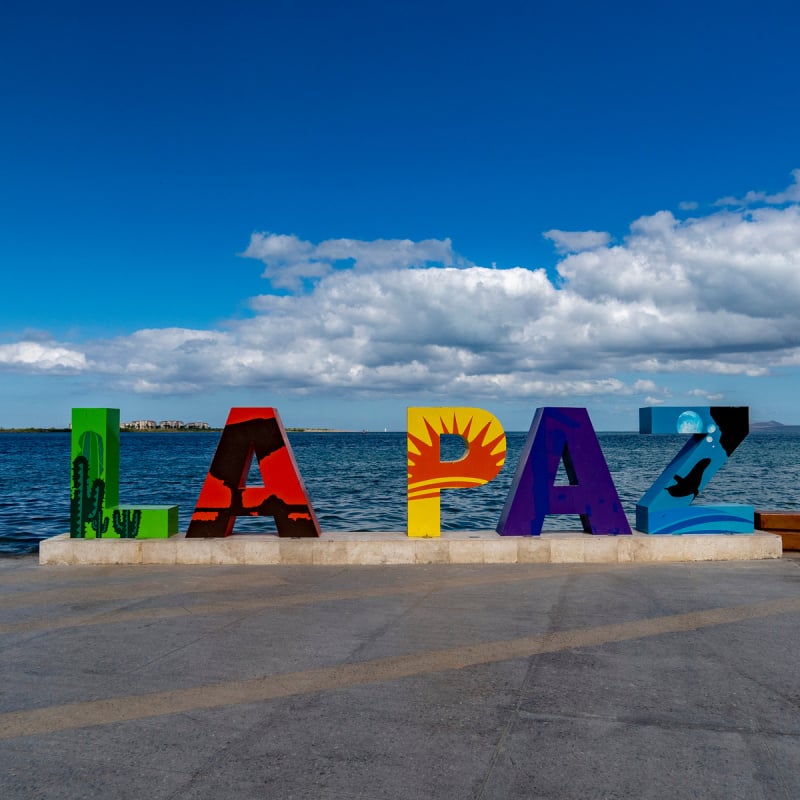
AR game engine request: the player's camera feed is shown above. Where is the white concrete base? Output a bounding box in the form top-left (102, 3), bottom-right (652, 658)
top-left (39, 530), bottom-right (782, 566)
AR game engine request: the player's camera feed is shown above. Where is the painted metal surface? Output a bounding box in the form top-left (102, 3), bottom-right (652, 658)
top-left (636, 406), bottom-right (753, 534)
top-left (497, 407), bottom-right (631, 536)
top-left (407, 407), bottom-right (506, 537)
top-left (187, 407), bottom-right (321, 538)
top-left (69, 408), bottom-right (177, 538)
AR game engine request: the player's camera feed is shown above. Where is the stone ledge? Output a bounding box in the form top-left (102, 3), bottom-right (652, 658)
top-left (39, 531), bottom-right (782, 566)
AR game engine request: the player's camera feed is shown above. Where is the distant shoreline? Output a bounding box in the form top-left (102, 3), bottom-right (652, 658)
top-left (0, 427), bottom-right (350, 434)
top-left (0, 427), bottom-right (223, 434)
top-left (2, 424), bottom-right (799, 435)
top-left (286, 428), bottom-right (353, 433)
top-left (0, 428), bottom-right (72, 433)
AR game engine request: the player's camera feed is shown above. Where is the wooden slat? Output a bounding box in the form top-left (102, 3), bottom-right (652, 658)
top-left (754, 511), bottom-right (800, 531)
top-left (772, 532), bottom-right (800, 551)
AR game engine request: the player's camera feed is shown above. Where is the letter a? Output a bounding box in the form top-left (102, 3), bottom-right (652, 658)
top-left (187, 408), bottom-right (321, 538)
top-left (497, 407), bottom-right (630, 535)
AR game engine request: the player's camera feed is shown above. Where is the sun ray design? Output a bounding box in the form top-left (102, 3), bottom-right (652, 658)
top-left (407, 408), bottom-right (506, 503)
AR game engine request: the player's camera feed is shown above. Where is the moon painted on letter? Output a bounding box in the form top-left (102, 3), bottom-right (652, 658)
top-left (676, 410), bottom-right (704, 434)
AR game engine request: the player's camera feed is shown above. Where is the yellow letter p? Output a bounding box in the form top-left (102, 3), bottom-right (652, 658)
top-left (407, 407), bottom-right (506, 537)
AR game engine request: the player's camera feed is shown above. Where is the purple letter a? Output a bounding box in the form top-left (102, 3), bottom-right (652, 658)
top-left (497, 407), bottom-right (631, 536)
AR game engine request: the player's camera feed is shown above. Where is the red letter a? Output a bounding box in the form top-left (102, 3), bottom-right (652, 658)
top-left (187, 408), bottom-right (321, 538)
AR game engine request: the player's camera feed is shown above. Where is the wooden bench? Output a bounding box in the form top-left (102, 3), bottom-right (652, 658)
top-left (754, 511), bottom-right (800, 551)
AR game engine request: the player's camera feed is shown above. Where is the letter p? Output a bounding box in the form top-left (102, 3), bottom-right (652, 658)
top-left (407, 407), bottom-right (506, 537)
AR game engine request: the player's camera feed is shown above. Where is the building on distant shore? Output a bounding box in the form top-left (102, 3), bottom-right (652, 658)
top-left (122, 420), bottom-right (158, 430)
top-left (118, 419), bottom-right (210, 431)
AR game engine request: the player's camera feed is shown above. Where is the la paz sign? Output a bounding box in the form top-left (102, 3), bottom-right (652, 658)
top-left (69, 405), bottom-right (753, 540)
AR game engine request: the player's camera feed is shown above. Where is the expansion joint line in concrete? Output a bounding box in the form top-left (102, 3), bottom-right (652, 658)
top-left (1, 595), bottom-right (799, 741)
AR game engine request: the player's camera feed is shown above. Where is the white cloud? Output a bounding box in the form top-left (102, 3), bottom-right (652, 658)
top-left (241, 232), bottom-right (463, 290)
top-left (543, 229), bottom-right (611, 253)
top-left (715, 168), bottom-right (800, 207)
top-left (556, 205), bottom-right (800, 320)
top-left (5, 172), bottom-right (800, 409)
top-left (0, 342), bottom-right (87, 372)
top-left (679, 201), bottom-right (699, 211)
top-left (636, 358), bottom-right (769, 377)
top-left (688, 389), bottom-right (724, 402)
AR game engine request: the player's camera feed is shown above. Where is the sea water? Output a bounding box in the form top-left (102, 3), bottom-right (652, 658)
top-left (1, 431), bottom-right (799, 555)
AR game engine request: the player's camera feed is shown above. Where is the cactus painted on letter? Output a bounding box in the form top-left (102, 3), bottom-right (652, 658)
top-left (70, 455), bottom-right (107, 538)
top-left (112, 508), bottom-right (142, 538)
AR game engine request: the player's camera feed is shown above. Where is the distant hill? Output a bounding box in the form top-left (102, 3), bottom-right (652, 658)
top-left (751, 420), bottom-right (800, 433)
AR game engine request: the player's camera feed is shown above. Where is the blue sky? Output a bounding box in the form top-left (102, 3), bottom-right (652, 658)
top-left (2, 0), bottom-right (800, 430)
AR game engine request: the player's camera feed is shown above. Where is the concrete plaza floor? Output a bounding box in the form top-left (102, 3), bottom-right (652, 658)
top-left (1, 554), bottom-right (800, 799)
